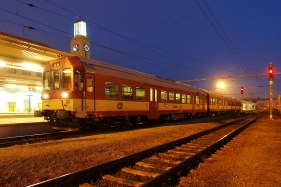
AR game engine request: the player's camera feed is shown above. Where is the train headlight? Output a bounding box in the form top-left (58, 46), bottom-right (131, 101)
top-left (42, 93), bottom-right (49, 99)
top-left (61, 92), bottom-right (69, 98)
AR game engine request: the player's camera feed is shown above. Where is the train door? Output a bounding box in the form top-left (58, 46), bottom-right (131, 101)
top-left (85, 74), bottom-right (95, 111)
top-left (149, 87), bottom-right (159, 119)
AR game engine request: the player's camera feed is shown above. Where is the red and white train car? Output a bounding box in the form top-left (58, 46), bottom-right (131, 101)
top-left (41, 56), bottom-right (241, 128)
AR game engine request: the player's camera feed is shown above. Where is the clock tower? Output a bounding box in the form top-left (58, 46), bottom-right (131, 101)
top-left (70, 19), bottom-right (90, 58)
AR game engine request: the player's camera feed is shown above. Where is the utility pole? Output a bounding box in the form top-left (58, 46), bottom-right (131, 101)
top-left (268, 62), bottom-right (274, 119)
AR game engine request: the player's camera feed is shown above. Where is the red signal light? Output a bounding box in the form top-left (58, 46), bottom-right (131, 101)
top-left (268, 63), bottom-right (274, 80)
top-left (240, 86), bottom-right (244, 94)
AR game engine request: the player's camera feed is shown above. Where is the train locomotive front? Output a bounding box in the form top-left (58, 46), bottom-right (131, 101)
top-left (41, 56), bottom-right (89, 128)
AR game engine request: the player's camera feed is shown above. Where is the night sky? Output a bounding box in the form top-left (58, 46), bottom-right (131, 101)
top-left (1, 0), bottom-right (281, 100)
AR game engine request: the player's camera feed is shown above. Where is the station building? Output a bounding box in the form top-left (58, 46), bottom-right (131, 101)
top-left (0, 19), bottom-right (90, 113)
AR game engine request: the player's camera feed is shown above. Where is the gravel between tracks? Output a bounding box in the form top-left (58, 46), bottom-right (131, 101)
top-left (0, 113), bottom-right (280, 187)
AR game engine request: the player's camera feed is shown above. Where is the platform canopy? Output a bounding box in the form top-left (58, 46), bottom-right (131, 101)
top-left (0, 31), bottom-right (73, 87)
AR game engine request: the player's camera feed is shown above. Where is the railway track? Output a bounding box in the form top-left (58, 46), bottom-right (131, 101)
top-left (0, 131), bottom-right (71, 148)
top-left (28, 113), bottom-right (260, 187)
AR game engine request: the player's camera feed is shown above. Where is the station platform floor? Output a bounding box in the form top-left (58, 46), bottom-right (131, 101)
top-left (0, 113), bottom-right (44, 125)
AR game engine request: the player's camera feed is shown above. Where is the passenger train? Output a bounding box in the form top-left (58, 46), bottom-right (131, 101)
top-left (41, 56), bottom-right (243, 128)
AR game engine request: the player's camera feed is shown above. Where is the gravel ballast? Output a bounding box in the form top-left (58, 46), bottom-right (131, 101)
top-left (0, 113), bottom-right (280, 186)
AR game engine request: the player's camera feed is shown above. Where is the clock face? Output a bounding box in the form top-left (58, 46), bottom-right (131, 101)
top-left (84, 44), bottom-right (90, 52)
top-left (73, 44), bottom-right (78, 52)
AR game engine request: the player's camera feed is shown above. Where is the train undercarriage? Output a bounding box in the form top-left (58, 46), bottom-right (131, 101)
top-left (42, 109), bottom-right (240, 131)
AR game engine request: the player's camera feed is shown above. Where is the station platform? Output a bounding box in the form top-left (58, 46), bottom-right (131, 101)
top-left (0, 114), bottom-right (53, 138)
top-left (0, 112), bottom-right (37, 119)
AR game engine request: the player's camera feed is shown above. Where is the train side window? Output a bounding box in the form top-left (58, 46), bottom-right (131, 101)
top-left (87, 76), bottom-right (93, 92)
top-left (122, 84), bottom-right (133, 100)
top-left (136, 86), bottom-right (145, 100)
top-left (161, 90), bottom-right (167, 102)
top-left (176, 93), bottom-right (180, 103)
top-left (53, 71), bottom-right (60, 90)
top-left (105, 81), bottom-right (118, 99)
top-left (201, 96), bottom-right (204, 104)
top-left (62, 69), bottom-right (71, 90)
top-left (169, 92), bottom-right (174, 103)
top-left (155, 89), bottom-right (157, 102)
top-left (182, 94), bottom-right (186, 103)
top-left (187, 95), bottom-right (191, 104)
top-left (196, 96), bottom-right (200, 104)
top-left (150, 88), bottom-right (153, 101)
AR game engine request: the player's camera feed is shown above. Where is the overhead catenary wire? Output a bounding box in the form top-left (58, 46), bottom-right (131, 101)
top-left (2, 1), bottom-right (272, 98)
top-left (17, 0), bottom-right (261, 79)
top-left (202, 0), bottom-right (263, 92)
top-left (42, 0), bottom-right (235, 73)
top-left (195, 0), bottom-right (263, 94)
top-left (194, 0), bottom-right (245, 71)
top-left (1, 3), bottom-right (213, 78)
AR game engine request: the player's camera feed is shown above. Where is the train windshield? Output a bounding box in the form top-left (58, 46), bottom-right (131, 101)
top-left (43, 69), bottom-right (72, 91)
top-left (43, 71), bottom-right (51, 91)
top-left (62, 69), bottom-right (71, 90)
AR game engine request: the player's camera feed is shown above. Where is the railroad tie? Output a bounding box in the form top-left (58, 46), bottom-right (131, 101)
top-left (136, 161), bottom-right (171, 170)
top-left (122, 167), bottom-right (159, 177)
top-left (150, 156), bottom-right (181, 164)
top-left (102, 174), bottom-right (143, 187)
top-left (79, 183), bottom-right (95, 187)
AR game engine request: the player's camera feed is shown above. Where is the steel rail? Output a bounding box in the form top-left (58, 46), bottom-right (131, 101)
top-left (27, 115), bottom-right (252, 187)
top-left (0, 131), bottom-right (69, 148)
top-left (141, 115), bottom-right (260, 186)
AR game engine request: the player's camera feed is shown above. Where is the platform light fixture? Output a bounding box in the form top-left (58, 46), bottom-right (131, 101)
top-left (0, 60), bottom-right (6, 67)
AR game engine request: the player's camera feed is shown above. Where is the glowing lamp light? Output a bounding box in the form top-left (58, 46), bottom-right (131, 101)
top-left (218, 81), bottom-right (225, 89)
top-left (5, 84), bottom-right (17, 88)
top-left (0, 61), bottom-right (6, 67)
top-left (35, 87), bottom-right (43, 91)
top-left (20, 62), bottom-right (43, 71)
top-left (61, 92), bottom-right (69, 98)
top-left (43, 93), bottom-right (49, 99)
top-left (74, 20), bottom-right (87, 37)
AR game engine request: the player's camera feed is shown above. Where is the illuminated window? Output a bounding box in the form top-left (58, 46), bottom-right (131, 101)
top-left (36, 72), bottom-right (42, 77)
top-left (22, 70), bottom-right (31, 76)
top-left (122, 84), bottom-right (133, 100)
top-left (176, 93), bottom-right (180, 103)
top-left (161, 90), bottom-right (167, 102)
top-left (169, 92), bottom-right (174, 103)
top-left (150, 88), bottom-right (153, 101)
top-left (43, 71), bottom-right (51, 91)
top-left (196, 96), bottom-right (200, 104)
top-left (86, 76), bottom-right (93, 92)
top-left (74, 72), bottom-right (84, 91)
top-left (8, 68), bottom-right (16, 74)
top-left (74, 20), bottom-right (87, 37)
top-left (105, 81), bottom-right (118, 99)
top-left (187, 95), bottom-right (192, 104)
top-left (182, 94), bottom-right (186, 103)
top-left (155, 89), bottom-right (157, 102)
top-left (53, 71), bottom-right (60, 90)
top-left (62, 69), bottom-right (71, 90)
top-left (136, 86), bottom-right (145, 100)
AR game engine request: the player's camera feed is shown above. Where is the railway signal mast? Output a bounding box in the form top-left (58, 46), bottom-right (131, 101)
top-left (268, 62), bottom-right (274, 119)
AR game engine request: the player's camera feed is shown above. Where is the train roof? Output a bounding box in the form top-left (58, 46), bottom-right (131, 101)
top-left (72, 56), bottom-right (205, 95)
top-left (69, 56), bottom-right (242, 100)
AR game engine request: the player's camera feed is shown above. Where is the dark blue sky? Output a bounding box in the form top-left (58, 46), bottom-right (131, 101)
top-left (1, 0), bottom-right (281, 100)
